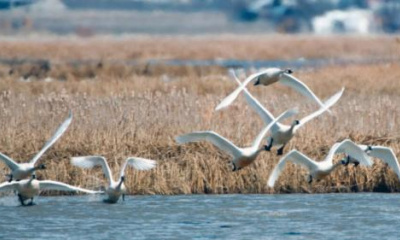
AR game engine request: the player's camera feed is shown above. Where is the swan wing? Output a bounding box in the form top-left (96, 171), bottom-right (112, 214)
top-left (253, 108), bottom-right (298, 148)
top-left (268, 150), bottom-right (318, 187)
top-left (325, 139), bottom-right (372, 166)
top-left (30, 111), bottom-right (73, 165)
top-left (280, 73), bottom-right (326, 109)
top-left (296, 87), bottom-right (345, 129)
top-left (120, 157), bottom-right (157, 177)
top-left (39, 180), bottom-right (103, 194)
top-left (0, 152), bottom-right (19, 171)
top-left (176, 131), bottom-right (242, 158)
top-left (215, 69), bottom-right (270, 111)
top-left (229, 69), bottom-right (284, 132)
top-left (367, 146), bottom-right (400, 180)
top-left (71, 156), bottom-right (113, 183)
top-left (0, 181), bottom-right (19, 192)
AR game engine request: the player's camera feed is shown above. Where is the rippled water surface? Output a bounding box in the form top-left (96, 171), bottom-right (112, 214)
top-left (0, 193), bottom-right (399, 239)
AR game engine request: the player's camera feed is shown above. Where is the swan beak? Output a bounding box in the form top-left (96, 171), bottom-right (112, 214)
top-left (254, 78), bottom-right (260, 86)
top-left (285, 69), bottom-right (293, 74)
top-left (367, 145), bottom-right (373, 151)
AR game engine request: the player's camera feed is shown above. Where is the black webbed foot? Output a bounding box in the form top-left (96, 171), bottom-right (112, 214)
top-left (277, 147), bottom-right (284, 156)
top-left (353, 161), bottom-right (360, 167)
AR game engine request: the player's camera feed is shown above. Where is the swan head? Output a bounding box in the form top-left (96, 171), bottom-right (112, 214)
top-left (38, 164), bottom-right (46, 170)
top-left (284, 69), bottom-right (293, 74)
top-left (292, 120), bottom-right (300, 127)
top-left (367, 145), bottom-right (373, 151)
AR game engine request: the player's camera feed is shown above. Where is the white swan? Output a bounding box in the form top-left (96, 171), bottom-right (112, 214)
top-left (215, 68), bottom-right (326, 111)
top-left (0, 175), bottom-right (103, 206)
top-left (71, 156), bottom-right (157, 204)
top-left (176, 108), bottom-right (298, 171)
top-left (229, 70), bottom-right (344, 155)
top-left (0, 111), bottom-right (73, 181)
top-left (267, 139), bottom-right (372, 187)
top-left (344, 145), bottom-right (400, 181)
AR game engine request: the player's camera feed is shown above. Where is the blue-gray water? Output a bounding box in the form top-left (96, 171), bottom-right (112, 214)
top-left (0, 193), bottom-right (399, 240)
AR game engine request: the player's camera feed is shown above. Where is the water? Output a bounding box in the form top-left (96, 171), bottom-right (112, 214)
top-left (0, 193), bottom-right (399, 239)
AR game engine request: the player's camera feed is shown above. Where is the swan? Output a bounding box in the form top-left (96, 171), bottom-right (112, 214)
top-left (0, 111), bottom-right (73, 182)
top-left (0, 175), bottom-right (103, 206)
top-left (267, 139), bottom-right (373, 187)
top-left (344, 145), bottom-right (400, 181)
top-left (229, 69), bottom-right (344, 155)
top-left (215, 67), bottom-right (326, 111)
top-left (176, 108), bottom-right (298, 171)
top-left (71, 156), bottom-right (157, 204)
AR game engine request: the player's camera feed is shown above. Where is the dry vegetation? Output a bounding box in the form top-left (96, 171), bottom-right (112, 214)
top-left (0, 36), bottom-right (399, 195)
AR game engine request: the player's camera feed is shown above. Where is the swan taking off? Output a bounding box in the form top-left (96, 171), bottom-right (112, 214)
top-left (215, 68), bottom-right (326, 111)
top-left (176, 108), bottom-right (298, 171)
top-left (229, 69), bottom-right (344, 155)
top-left (0, 111), bottom-right (73, 182)
top-left (71, 156), bottom-right (156, 204)
top-left (267, 139), bottom-right (372, 187)
top-left (0, 175), bottom-right (102, 206)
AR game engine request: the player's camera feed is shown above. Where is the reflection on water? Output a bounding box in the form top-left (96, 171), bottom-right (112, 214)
top-left (0, 193), bottom-right (399, 239)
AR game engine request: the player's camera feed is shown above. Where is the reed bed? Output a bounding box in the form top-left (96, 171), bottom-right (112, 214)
top-left (0, 62), bottom-right (399, 195)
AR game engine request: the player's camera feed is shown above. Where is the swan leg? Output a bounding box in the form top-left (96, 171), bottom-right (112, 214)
top-left (265, 139), bottom-right (273, 152)
top-left (122, 194), bottom-right (125, 201)
top-left (342, 155), bottom-right (350, 166)
top-left (277, 145), bottom-right (285, 156)
top-left (18, 194), bottom-right (26, 206)
top-left (308, 175), bottom-right (313, 184)
top-left (232, 162), bottom-right (237, 171)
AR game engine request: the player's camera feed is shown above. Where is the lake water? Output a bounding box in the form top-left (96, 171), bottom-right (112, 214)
top-left (0, 193), bottom-right (399, 239)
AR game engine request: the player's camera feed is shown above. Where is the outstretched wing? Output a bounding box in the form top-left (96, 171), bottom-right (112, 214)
top-left (0, 181), bottom-right (19, 192)
top-left (229, 69), bottom-right (283, 133)
top-left (325, 139), bottom-right (372, 166)
top-left (268, 150), bottom-right (318, 187)
top-left (215, 69), bottom-right (271, 111)
top-left (364, 146), bottom-right (400, 181)
top-left (120, 157), bottom-right (157, 177)
top-left (0, 152), bottom-right (19, 171)
top-left (30, 111), bottom-right (73, 165)
top-left (280, 73), bottom-right (326, 110)
top-left (176, 131), bottom-right (242, 158)
top-left (296, 87), bottom-right (345, 129)
top-left (39, 180), bottom-right (103, 194)
top-left (252, 108), bottom-right (298, 148)
top-left (71, 156), bottom-right (113, 184)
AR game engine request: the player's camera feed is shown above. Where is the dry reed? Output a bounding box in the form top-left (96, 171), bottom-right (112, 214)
top-left (0, 60), bottom-right (399, 194)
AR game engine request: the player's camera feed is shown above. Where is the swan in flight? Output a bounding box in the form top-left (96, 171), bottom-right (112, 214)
top-left (344, 145), bottom-right (400, 181)
top-left (71, 156), bottom-right (157, 204)
top-left (0, 175), bottom-right (103, 206)
top-left (267, 139), bottom-right (372, 187)
top-left (228, 70), bottom-right (344, 155)
top-left (176, 108), bottom-right (298, 171)
top-left (0, 111), bottom-right (73, 182)
top-left (215, 68), bottom-right (326, 111)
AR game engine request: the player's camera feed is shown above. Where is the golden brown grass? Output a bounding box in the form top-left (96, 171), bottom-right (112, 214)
top-left (0, 60), bottom-right (399, 195)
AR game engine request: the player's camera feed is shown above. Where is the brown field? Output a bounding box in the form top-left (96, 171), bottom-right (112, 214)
top-left (0, 36), bottom-right (399, 195)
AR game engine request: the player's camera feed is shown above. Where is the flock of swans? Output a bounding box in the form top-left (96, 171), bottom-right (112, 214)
top-left (177, 68), bottom-right (400, 187)
top-left (0, 67), bottom-right (399, 206)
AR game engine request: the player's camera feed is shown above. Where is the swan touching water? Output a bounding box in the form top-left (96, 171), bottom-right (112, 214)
top-left (176, 108), bottom-right (298, 171)
top-left (215, 68), bottom-right (326, 111)
top-left (0, 175), bottom-right (102, 206)
top-left (229, 70), bottom-right (344, 155)
top-left (267, 139), bottom-right (372, 187)
top-left (71, 156), bottom-right (157, 204)
top-left (0, 111), bottom-right (73, 182)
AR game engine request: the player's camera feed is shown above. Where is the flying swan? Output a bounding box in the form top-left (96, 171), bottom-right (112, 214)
top-left (176, 108), bottom-right (298, 171)
top-left (344, 145), bottom-right (400, 181)
top-left (0, 175), bottom-right (103, 206)
top-left (229, 69), bottom-right (344, 155)
top-left (0, 111), bottom-right (73, 182)
top-left (215, 67), bottom-right (326, 111)
top-left (267, 139), bottom-right (372, 187)
top-left (71, 156), bottom-right (157, 204)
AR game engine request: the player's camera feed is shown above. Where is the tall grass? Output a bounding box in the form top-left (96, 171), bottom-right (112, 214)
top-left (0, 62), bottom-right (399, 194)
